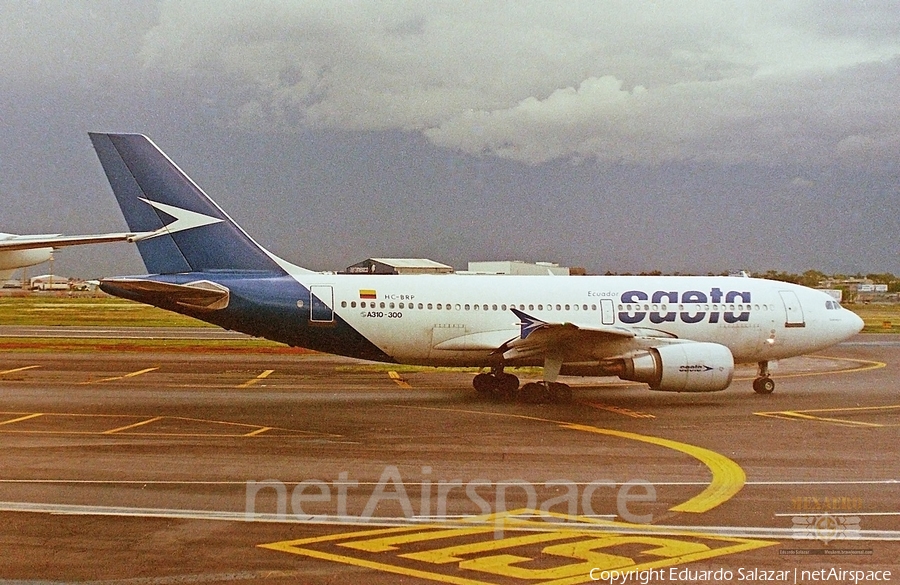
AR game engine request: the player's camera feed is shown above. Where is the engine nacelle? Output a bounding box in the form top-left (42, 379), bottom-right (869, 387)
top-left (621, 343), bottom-right (734, 392)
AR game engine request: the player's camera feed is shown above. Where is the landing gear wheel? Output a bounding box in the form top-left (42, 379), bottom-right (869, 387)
top-left (495, 372), bottom-right (520, 394)
top-left (753, 377), bottom-right (775, 394)
top-left (473, 373), bottom-right (497, 394)
top-left (520, 382), bottom-right (549, 404)
top-left (549, 382), bottom-right (572, 403)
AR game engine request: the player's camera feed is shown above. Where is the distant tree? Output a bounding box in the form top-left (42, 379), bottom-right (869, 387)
top-left (866, 273), bottom-right (896, 284)
top-left (798, 270), bottom-right (826, 287)
top-left (760, 270), bottom-right (800, 284)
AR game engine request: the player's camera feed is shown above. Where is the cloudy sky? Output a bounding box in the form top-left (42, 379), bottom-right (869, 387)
top-left (1, 0), bottom-right (898, 278)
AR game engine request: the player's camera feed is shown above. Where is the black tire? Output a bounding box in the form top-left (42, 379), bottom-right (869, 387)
top-left (520, 382), bottom-right (546, 403)
top-left (753, 377), bottom-right (775, 394)
top-left (496, 372), bottom-right (520, 393)
top-left (549, 382), bottom-right (573, 403)
top-left (473, 373), bottom-right (496, 393)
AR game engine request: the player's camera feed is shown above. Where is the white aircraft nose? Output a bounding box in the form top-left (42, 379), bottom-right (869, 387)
top-left (848, 310), bottom-right (864, 335)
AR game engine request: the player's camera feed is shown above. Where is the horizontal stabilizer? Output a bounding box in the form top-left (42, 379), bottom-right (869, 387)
top-left (100, 278), bottom-right (230, 311)
top-left (0, 232), bottom-right (136, 252)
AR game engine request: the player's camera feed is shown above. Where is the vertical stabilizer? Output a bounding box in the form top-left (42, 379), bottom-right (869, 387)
top-left (90, 133), bottom-right (290, 275)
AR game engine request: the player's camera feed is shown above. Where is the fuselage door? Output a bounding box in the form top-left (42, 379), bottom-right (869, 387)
top-left (779, 290), bottom-right (805, 328)
top-left (310, 285), bottom-right (334, 324)
top-left (600, 299), bottom-right (616, 325)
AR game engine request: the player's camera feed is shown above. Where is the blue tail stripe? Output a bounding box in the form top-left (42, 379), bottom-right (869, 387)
top-left (90, 132), bottom-right (283, 275)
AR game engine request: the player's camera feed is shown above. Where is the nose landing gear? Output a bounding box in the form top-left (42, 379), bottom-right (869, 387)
top-left (753, 361), bottom-right (775, 394)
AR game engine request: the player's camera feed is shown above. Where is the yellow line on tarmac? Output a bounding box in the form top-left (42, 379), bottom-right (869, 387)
top-left (559, 423), bottom-right (745, 513)
top-left (260, 528), bottom-right (491, 585)
top-left (393, 405), bottom-right (744, 514)
top-left (755, 404), bottom-right (900, 427)
top-left (735, 356), bottom-right (885, 381)
top-left (581, 402), bottom-right (656, 419)
top-left (0, 365), bottom-right (40, 375)
top-left (103, 417), bottom-right (163, 435)
top-left (243, 427), bottom-right (273, 437)
top-left (238, 370), bottom-right (274, 388)
top-left (79, 367), bottom-right (159, 385)
top-left (388, 371), bottom-right (412, 388)
top-left (0, 413), bottom-right (43, 426)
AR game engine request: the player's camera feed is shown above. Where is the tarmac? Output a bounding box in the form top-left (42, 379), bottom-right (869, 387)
top-left (0, 331), bottom-right (896, 584)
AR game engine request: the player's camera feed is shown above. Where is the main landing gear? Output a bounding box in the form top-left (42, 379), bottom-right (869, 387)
top-left (472, 365), bottom-right (572, 403)
top-left (473, 368), bottom-right (519, 399)
top-left (753, 361), bottom-right (775, 394)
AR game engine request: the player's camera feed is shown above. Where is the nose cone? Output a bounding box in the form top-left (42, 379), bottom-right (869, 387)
top-left (847, 310), bottom-right (865, 336)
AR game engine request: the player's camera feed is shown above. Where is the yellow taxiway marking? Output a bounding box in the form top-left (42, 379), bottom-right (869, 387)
top-left (0, 413), bottom-right (43, 426)
top-left (393, 405), bottom-right (743, 515)
top-left (102, 416), bottom-right (163, 435)
top-left (560, 424), bottom-right (743, 514)
top-left (79, 367), bottom-right (159, 385)
top-left (0, 365), bottom-right (40, 375)
top-left (735, 355), bottom-right (885, 381)
top-left (755, 404), bottom-right (900, 428)
top-left (243, 426), bottom-right (273, 437)
top-left (238, 369), bottom-right (274, 388)
top-left (388, 371), bottom-right (412, 388)
top-left (581, 402), bottom-right (656, 419)
top-left (261, 509), bottom-right (775, 585)
top-left (0, 411), bottom-right (341, 439)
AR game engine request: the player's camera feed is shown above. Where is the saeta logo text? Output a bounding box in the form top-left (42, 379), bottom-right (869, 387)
top-left (618, 288), bottom-right (751, 325)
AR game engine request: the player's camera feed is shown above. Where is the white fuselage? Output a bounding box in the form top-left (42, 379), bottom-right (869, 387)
top-left (294, 274), bottom-right (863, 367)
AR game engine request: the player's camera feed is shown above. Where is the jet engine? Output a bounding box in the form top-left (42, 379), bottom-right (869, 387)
top-left (620, 342), bottom-right (734, 392)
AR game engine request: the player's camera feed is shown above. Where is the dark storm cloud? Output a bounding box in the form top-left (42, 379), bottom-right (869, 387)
top-left (0, 1), bottom-right (897, 277)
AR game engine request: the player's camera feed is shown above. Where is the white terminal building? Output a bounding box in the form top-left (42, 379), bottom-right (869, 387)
top-left (465, 261), bottom-right (570, 276)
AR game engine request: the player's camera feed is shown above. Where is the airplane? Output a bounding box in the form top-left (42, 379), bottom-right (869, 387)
top-left (0, 232), bottom-right (136, 281)
top-left (89, 132), bottom-right (865, 401)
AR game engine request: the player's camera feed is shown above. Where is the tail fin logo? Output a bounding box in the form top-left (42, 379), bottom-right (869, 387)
top-left (131, 198), bottom-right (223, 241)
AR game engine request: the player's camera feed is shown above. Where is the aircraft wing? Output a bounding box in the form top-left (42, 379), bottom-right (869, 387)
top-left (0, 232), bottom-right (137, 252)
top-left (502, 308), bottom-right (675, 362)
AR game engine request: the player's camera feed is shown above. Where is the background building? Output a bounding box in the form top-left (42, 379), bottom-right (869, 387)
top-left (466, 261), bottom-right (570, 276)
top-left (342, 258), bottom-right (454, 275)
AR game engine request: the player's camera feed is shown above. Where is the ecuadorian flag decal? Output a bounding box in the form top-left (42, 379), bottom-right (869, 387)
top-left (359, 289), bottom-right (377, 300)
